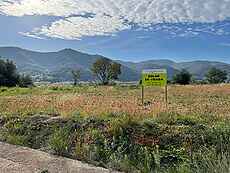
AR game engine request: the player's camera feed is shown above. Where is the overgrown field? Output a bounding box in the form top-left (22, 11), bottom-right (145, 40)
top-left (0, 84), bottom-right (229, 117)
top-left (0, 84), bottom-right (230, 173)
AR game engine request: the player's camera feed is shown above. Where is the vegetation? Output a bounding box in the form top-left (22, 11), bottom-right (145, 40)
top-left (49, 126), bottom-right (72, 155)
top-left (0, 84), bottom-right (229, 117)
top-left (91, 58), bottom-right (121, 85)
top-left (0, 111), bottom-right (229, 173)
top-left (0, 59), bottom-right (33, 87)
top-left (173, 69), bottom-right (192, 85)
top-left (19, 74), bottom-right (33, 87)
top-left (71, 69), bottom-right (81, 86)
top-left (0, 59), bottom-right (20, 87)
top-left (205, 67), bottom-right (228, 84)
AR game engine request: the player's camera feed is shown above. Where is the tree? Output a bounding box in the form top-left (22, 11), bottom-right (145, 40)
top-left (109, 62), bottom-right (121, 80)
top-left (173, 69), bottom-right (192, 85)
top-left (71, 69), bottom-right (81, 86)
top-left (0, 58), bottom-right (33, 87)
top-left (19, 74), bottom-right (33, 87)
top-left (205, 67), bottom-right (228, 84)
top-left (0, 59), bottom-right (20, 87)
top-left (91, 58), bottom-right (121, 85)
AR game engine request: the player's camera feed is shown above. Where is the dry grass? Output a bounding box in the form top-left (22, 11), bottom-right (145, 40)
top-left (0, 84), bottom-right (230, 118)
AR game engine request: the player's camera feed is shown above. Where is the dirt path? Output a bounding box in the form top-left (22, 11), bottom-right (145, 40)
top-left (0, 142), bottom-right (119, 173)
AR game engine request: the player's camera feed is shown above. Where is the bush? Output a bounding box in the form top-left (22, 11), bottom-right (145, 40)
top-left (19, 74), bottom-right (33, 87)
top-left (49, 127), bottom-right (72, 155)
top-left (192, 149), bottom-right (230, 173)
top-left (5, 134), bottom-right (27, 146)
top-left (173, 69), bottom-right (192, 85)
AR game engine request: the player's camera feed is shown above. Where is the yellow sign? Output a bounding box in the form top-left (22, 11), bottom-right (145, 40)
top-left (142, 69), bottom-right (167, 87)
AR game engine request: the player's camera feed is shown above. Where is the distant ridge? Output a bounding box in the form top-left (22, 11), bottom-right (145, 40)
top-left (0, 47), bottom-right (229, 82)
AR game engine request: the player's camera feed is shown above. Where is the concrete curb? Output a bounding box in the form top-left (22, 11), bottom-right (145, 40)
top-left (0, 142), bottom-right (119, 173)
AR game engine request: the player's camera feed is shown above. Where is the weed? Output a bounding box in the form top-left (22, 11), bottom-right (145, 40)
top-left (48, 126), bottom-right (72, 156)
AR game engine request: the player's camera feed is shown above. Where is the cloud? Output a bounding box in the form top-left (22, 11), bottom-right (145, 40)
top-left (147, 22), bottom-right (230, 38)
top-left (1, 0), bottom-right (230, 39)
top-left (29, 15), bottom-right (131, 40)
top-left (19, 32), bottom-right (46, 40)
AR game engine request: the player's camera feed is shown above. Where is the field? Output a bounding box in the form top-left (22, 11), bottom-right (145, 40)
top-left (0, 84), bottom-right (230, 173)
top-left (0, 84), bottom-right (229, 118)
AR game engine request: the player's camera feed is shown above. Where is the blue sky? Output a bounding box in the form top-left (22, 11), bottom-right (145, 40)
top-left (0, 0), bottom-right (230, 63)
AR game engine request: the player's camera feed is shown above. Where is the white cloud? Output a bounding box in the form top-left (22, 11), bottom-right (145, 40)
top-left (1, 0), bottom-right (230, 39)
top-left (19, 32), bottom-right (46, 40)
top-left (148, 22), bottom-right (230, 38)
top-left (30, 15), bottom-right (131, 40)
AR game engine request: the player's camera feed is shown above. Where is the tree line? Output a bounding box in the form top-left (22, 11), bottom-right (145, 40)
top-left (172, 68), bottom-right (228, 85)
top-left (74, 58), bottom-right (229, 85)
top-left (0, 57), bottom-right (229, 87)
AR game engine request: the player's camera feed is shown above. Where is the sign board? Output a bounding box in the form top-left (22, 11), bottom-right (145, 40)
top-left (142, 69), bottom-right (167, 87)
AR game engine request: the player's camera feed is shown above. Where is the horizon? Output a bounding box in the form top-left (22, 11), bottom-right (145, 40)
top-left (0, 1), bottom-right (230, 63)
top-left (0, 46), bottom-right (230, 65)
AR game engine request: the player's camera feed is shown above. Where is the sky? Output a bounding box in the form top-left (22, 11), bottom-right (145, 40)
top-left (0, 0), bottom-right (230, 63)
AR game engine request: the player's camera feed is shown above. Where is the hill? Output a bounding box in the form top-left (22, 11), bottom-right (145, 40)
top-left (0, 47), bottom-right (230, 82)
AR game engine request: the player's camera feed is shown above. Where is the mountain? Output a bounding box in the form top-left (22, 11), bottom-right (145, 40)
top-left (0, 47), bottom-right (230, 82)
top-left (118, 59), bottom-right (230, 80)
top-left (117, 59), bottom-right (179, 80)
top-left (175, 61), bottom-right (230, 79)
top-left (0, 47), bottom-right (137, 82)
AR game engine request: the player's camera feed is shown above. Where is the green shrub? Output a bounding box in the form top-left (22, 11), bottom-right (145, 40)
top-left (5, 134), bottom-right (27, 146)
top-left (192, 149), bottom-right (230, 173)
top-left (212, 122), bottom-right (230, 153)
top-left (0, 87), bottom-right (8, 92)
top-left (19, 74), bottom-right (33, 87)
top-left (108, 153), bottom-right (137, 173)
top-left (49, 127), bottom-right (72, 155)
top-left (88, 129), bottom-right (111, 163)
top-left (50, 86), bottom-right (59, 91)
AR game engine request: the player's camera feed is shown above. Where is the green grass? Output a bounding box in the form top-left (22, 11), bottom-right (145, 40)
top-left (0, 84), bottom-right (136, 96)
top-left (49, 126), bottom-right (72, 155)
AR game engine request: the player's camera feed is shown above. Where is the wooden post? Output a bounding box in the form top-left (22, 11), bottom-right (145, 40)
top-left (142, 85), bottom-right (144, 105)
